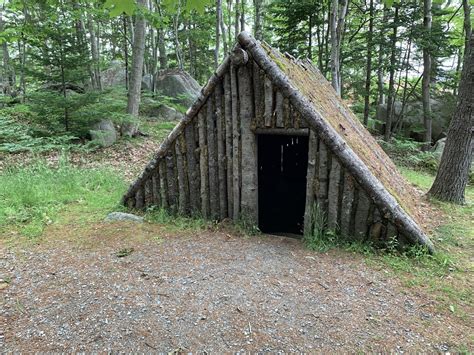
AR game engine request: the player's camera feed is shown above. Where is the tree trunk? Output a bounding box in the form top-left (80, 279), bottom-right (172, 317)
top-left (215, 0), bottom-right (222, 69)
top-left (123, 16), bottom-right (129, 90)
top-left (174, 2), bottom-right (183, 70)
top-left (428, 33), bottom-right (473, 204)
top-left (422, 0), bottom-right (432, 148)
top-left (384, 5), bottom-right (399, 141)
top-left (363, 0), bottom-right (374, 126)
top-left (220, 0), bottom-right (228, 54)
top-left (88, 15), bottom-right (102, 90)
top-left (329, 0), bottom-right (348, 96)
top-left (377, 7), bottom-right (388, 108)
top-left (254, 0), bottom-right (262, 40)
top-left (235, 0), bottom-right (240, 39)
top-left (240, 0), bottom-right (245, 32)
top-left (122, 0), bottom-right (147, 137)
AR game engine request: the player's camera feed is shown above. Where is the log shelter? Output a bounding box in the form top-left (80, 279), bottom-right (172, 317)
top-left (122, 32), bottom-right (434, 253)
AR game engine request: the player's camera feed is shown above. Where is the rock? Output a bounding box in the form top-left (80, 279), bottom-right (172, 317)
top-left (154, 69), bottom-right (201, 107)
top-left (105, 212), bottom-right (144, 223)
top-left (431, 137), bottom-right (446, 160)
top-left (101, 60), bottom-right (127, 87)
top-left (376, 95), bottom-right (456, 142)
top-left (141, 74), bottom-right (153, 91)
top-left (89, 119), bottom-right (117, 147)
top-left (155, 105), bottom-right (184, 121)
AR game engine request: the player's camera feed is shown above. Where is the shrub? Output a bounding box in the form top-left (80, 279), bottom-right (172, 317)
top-left (379, 136), bottom-right (438, 172)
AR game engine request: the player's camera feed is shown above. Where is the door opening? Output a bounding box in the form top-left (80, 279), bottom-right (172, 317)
top-left (258, 134), bottom-right (309, 235)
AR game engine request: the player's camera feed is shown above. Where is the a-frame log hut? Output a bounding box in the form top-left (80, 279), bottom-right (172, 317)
top-left (122, 32), bottom-right (434, 253)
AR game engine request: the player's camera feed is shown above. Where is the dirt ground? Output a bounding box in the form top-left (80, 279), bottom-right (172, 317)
top-left (1, 220), bottom-right (471, 352)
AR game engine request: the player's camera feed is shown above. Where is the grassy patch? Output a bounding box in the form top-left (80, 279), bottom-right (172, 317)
top-left (144, 206), bottom-right (211, 233)
top-left (0, 156), bottom-right (127, 239)
top-left (372, 167), bottom-right (474, 322)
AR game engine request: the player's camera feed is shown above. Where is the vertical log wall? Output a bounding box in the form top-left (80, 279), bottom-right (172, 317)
top-left (124, 55), bottom-right (401, 248)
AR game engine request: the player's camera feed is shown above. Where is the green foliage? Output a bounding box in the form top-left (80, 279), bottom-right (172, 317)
top-left (379, 136), bottom-right (439, 172)
top-left (0, 157), bottom-right (126, 238)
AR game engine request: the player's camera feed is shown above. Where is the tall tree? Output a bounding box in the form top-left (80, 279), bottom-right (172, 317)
top-left (384, 4), bottom-right (399, 141)
top-left (254, 0), bottom-right (263, 40)
top-left (122, 0), bottom-right (147, 137)
top-left (329, 0), bottom-right (348, 95)
top-left (215, 0), bottom-right (222, 69)
top-left (363, 0), bottom-right (374, 126)
top-left (422, 0), bottom-right (432, 148)
top-left (428, 33), bottom-right (473, 204)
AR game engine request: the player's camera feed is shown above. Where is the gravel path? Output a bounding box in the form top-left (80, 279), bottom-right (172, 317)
top-left (1, 221), bottom-right (471, 352)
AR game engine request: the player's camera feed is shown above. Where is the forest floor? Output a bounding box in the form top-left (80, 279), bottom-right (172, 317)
top-left (1, 120), bottom-right (473, 352)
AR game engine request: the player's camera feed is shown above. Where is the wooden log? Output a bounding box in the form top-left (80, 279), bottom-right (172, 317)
top-left (327, 157), bottom-right (342, 230)
top-left (215, 80), bottom-right (228, 219)
top-left (264, 76), bottom-right (273, 127)
top-left (121, 56), bottom-right (231, 204)
top-left (340, 173), bottom-right (355, 237)
top-left (369, 208), bottom-right (384, 243)
top-left (237, 31), bottom-right (434, 253)
top-left (275, 91), bottom-right (284, 127)
top-left (198, 108), bottom-right (210, 218)
top-left (135, 186), bottom-right (145, 209)
top-left (159, 160), bottom-right (168, 209)
top-left (304, 130), bottom-right (318, 235)
top-left (254, 128), bottom-right (309, 136)
top-left (224, 72), bottom-right (234, 218)
top-left (253, 61), bottom-right (264, 128)
top-left (152, 171), bottom-right (161, 207)
top-left (386, 222), bottom-right (398, 242)
top-left (126, 197), bottom-right (135, 209)
top-left (230, 47), bottom-right (249, 66)
top-left (283, 97), bottom-right (291, 128)
top-left (293, 104), bottom-right (301, 129)
top-left (144, 178), bottom-right (153, 208)
top-left (166, 147), bottom-right (178, 213)
top-left (239, 63), bottom-right (258, 223)
top-left (175, 138), bottom-right (189, 215)
top-left (184, 123), bottom-right (200, 213)
top-left (317, 141), bottom-right (330, 216)
top-left (207, 95), bottom-right (220, 219)
top-left (231, 63), bottom-right (241, 220)
top-left (354, 189), bottom-right (371, 240)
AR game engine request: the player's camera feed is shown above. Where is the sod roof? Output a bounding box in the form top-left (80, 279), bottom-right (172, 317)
top-left (255, 41), bottom-right (427, 232)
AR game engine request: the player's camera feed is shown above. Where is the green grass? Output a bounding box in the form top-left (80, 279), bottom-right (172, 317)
top-left (376, 167), bottom-right (474, 321)
top-left (145, 206), bottom-right (211, 232)
top-left (0, 156), bottom-right (127, 238)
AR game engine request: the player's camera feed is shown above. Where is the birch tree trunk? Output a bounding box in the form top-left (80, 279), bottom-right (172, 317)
top-left (422, 0), bottom-right (432, 148)
top-left (377, 7), bottom-right (388, 108)
top-left (87, 15), bottom-right (102, 90)
top-left (384, 5), bottom-right (399, 141)
top-left (428, 33), bottom-right (473, 204)
top-left (363, 0), bottom-right (374, 126)
top-left (329, 0), bottom-right (348, 96)
top-left (122, 0), bottom-right (147, 137)
top-left (215, 0), bottom-right (222, 69)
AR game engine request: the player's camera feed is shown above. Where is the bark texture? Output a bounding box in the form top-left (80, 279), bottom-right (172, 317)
top-left (428, 34), bottom-right (473, 204)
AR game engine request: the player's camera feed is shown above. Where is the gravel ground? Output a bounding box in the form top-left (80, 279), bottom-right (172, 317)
top-left (1, 221), bottom-right (471, 352)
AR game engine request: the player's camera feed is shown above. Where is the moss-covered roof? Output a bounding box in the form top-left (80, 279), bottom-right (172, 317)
top-left (259, 42), bottom-right (426, 230)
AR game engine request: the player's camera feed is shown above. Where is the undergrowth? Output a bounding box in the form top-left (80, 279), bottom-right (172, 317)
top-left (145, 206), bottom-right (211, 232)
top-left (0, 155), bottom-right (126, 238)
top-left (379, 136), bottom-right (438, 173)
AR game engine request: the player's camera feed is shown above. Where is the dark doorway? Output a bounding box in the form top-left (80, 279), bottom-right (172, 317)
top-left (258, 134), bottom-right (309, 235)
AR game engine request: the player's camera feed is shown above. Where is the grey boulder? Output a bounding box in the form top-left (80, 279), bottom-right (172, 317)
top-left (89, 119), bottom-right (117, 147)
top-left (105, 212), bottom-right (144, 223)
